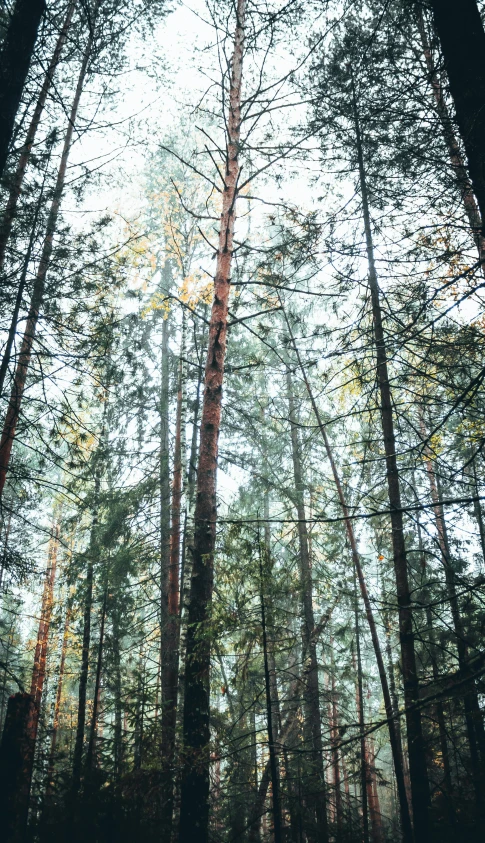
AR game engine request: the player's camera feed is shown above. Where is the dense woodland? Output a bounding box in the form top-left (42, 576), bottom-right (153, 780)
top-left (1, 1), bottom-right (485, 842)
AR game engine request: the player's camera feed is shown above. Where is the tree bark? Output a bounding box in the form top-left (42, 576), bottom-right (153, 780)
top-left (178, 3), bottom-right (246, 841)
top-left (0, 0), bottom-right (77, 269)
top-left (351, 72), bottom-right (430, 842)
top-left (0, 0), bottom-right (46, 179)
top-left (428, 0), bottom-right (485, 237)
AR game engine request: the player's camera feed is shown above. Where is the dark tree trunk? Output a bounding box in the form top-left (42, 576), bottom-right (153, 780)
top-left (0, 32), bottom-right (93, 498)
top-left (259, 536), bottom-right (283, 843)
top-left (0, 692), bottom-right (36, 843)
top-left (419, 415), bottom-right (485, 818)
top-left (286, 367), bottom-right (329, 843)
top-left (281, 303), bottom-right (412, 842)
top-left (0, 0), bottom-right (46, 179)
top-left (429, 0), bottom-right (485, 237)
top-left (353, 581), bottom-right (369, 843)
top-left (416, 8), bottom-right (485, 265)
top-left (161, 314), bottom-right (185, 839)
top-left (85, 585), bottom-right (107, 773)
top-left (351, 73), bottom-right (430, 842)
top-left (178, 3), bottom-right (246, 841)
top-left (0, 0), bottom-right (77, 269)
top-left (71, 467), bottom-right (101, 798)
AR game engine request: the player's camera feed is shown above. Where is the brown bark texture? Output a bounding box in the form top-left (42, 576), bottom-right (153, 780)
top-left (178, 3), bottom-right (246, 841)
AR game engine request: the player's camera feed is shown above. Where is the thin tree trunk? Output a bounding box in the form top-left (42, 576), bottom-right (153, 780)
top-left (0, 165), bottom-right (46, 401)
top-left (330, 641), bottom-right (343, 841)
top-left (85, 585), bottom-right (107, 772)
top-left (365, 735), bottom-right (383, 843)
top-left (352, 578), bottom-right (370, 843)
top-left (3, 513), bottom-right (60, 833)
top-left (112, 613), bottom-right (123, 781)
top-left (0, 0), bottom-right (46, 178)
top-left (0, 0), bottom-right (77, 269)
top-left (419, 413), bottom-right (485, 815)
top-left (259, 540), bottom-right (283, 843)
top-left (286, 367), bottom-right (329, 843)
top-left (350, 72), bottom-right (430, 842)
top-left (0, 26), bottom-right (94, 498)
top-left (178, 3), bottom-right (246, 840)
top-left (428, 0), bottom-right (485, 237)
top-left (71, 464), bottom-right (101, 797)
top-left (281, 303), bottom-right (412, 841)
top-left (161, 313), bottom-right (185, 839)
top-left (415, 507), bottom-right (455, 827)
top-left (45, 597), bottom-right (73, 797)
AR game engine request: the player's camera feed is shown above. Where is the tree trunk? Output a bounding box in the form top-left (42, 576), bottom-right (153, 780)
top-left (352, 582), bottom-right (369, 843)
top-left (281, 303), bottom-right (412, 841)
top-left (416, 8), bottom-right (485, 266)
top-left (85, 585), bottom-right (107, 773)
top-left (429, 0), bottom-right (485, 237)
top-left (365, 735), bottom-right (383, 843)
top-left (259, 538), bottom-right (283, 843)
top-left (0, 0), bottom-right (46, 178)
top-left (351, 72), bottom-right (430, 842)
top-left (161, 312), bottom-right (185, 839)
top-left (71, 466), bottom-right (101, 797)
top-left (0, 25), bottom-right (93, 498)
top-left (0, 0), bottom-right (77, 269)
top-left (286, 367), bottom-right (329, 843)
top-left (0, 692), bottom-right (36, 843)
top-left (178, 3), bottom-right (246, 840)
top-left (419, 413), bottom-right (485, 817)
top-left (329, 642), bottom-right (342, 842)
top-left (45, 597), bottom-right (73, 797)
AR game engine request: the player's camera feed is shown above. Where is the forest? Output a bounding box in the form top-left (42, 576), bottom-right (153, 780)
top-left (0, 0), bottom-right (485, 842)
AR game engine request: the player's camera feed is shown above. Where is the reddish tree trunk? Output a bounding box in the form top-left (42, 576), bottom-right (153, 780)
top-left (45, 598), bottom-right (72, 796)
top-left (178, 3), bottom-right (246, 841)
